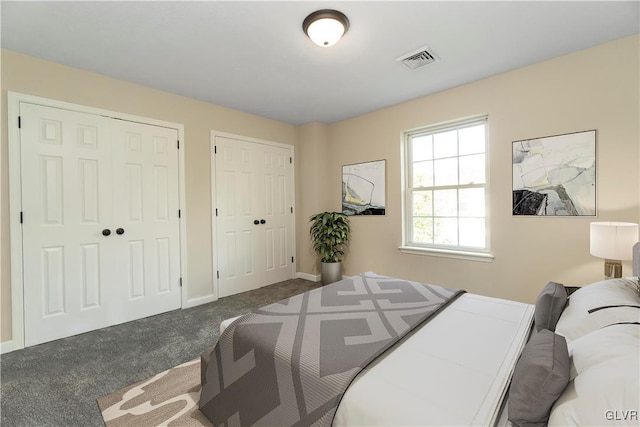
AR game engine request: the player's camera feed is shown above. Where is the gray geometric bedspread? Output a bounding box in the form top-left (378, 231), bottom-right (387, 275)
top-left (199, 271), bottom-right (465, 426)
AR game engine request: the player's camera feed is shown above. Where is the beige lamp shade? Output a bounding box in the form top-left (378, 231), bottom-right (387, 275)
top-left (590, 222), bottom-right (639, 260)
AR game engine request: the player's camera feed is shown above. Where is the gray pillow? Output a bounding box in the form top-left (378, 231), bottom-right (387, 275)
top-left (508, 330), bottom-right (570, 427)
top-left (534, 281), bottom-right (567, 332)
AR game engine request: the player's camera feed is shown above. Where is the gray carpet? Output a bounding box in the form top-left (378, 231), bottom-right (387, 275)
top-left (0, 278), bottom-right (321, 427)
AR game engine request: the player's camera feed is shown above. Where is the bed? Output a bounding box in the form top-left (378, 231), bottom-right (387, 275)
top-left (199, 242), bottom-right (640, 426)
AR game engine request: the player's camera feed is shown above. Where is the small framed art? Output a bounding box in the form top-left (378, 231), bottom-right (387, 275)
top-left (342, 160), bottom-right (386, 216)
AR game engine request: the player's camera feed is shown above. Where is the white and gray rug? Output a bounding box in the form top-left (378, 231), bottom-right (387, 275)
top-left (98, 359), bottom-right (210, 427)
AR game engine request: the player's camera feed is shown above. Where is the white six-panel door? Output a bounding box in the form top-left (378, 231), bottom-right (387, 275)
top-left (111, 119), bottom-right (181, 322)
top-left (20, 103), bottom-right (181, 346)
top-left (21, 104), bottom-right (115, 346)
top-left (260, 143), bottom-right (295, 286)
top-left (215, 135), bottom-right (294, 297)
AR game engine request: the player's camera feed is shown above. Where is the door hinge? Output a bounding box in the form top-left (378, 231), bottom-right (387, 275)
top-left (290, 207), bottom-right (293, 214)
top-left (178, 209), bottom-right (181, 218)
top-left (20, 211), bottom-right (23, 223)
top-left (291, 256), bottom-right (294, 263)
top-left (217, 271), bottom-right (220, 279)
top-left (214, 146), bottom-right (217, 154)
top-left (179, 277), bottom-right (183, 287)
top-left (289, 157), bottom-right (292, 164)
top-left (215, 208), bottom-right (218, 216)
top-left (177, 140), bottom-right (180, 149)
top-left (18, 116), bottom-right (21, 129)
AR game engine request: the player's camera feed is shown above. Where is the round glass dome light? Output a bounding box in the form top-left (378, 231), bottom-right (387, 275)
top-left (303, 10), bottom-right (349, 47)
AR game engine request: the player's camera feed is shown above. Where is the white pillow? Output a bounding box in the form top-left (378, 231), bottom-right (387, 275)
top-left (555, 278), bottom-right (640, 343)
top-left (568, 323), bottom-right (640, 380)
top-left (549, 324), bottom-right (639, 426)
top-left (625, 276), bottom-right (640, 296)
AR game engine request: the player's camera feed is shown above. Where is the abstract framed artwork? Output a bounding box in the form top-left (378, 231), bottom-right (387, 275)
top-left (342, 160), bottom-right (386, 215)
top-left (512, 130), bottom-right (596, 216)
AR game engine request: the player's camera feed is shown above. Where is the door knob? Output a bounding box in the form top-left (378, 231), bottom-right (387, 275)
top-left (260, 219), bottom-right (266, 224)
top-left (116, 228), bottom-right (125, 235)
top-left (102, 229), bottom-right (111, 236)
top-left (254, 220), bottom-right (260, 225)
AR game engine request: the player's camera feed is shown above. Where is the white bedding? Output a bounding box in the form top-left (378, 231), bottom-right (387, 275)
top-left (333, 293), bottom-right (534, 426)
top-left (219, 293), bottom-right (534, 426)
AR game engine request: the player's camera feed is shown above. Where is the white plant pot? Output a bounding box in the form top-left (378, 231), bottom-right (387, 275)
top-left (321, 262), bottom-right (342, 285)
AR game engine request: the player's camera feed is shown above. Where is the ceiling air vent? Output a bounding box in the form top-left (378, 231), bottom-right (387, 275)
top-left (396, 46), bottom-right (438, 70)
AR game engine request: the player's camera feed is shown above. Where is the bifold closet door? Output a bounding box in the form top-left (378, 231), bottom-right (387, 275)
top-left (215, 136), bottom-right (293, 298)
top-left (260, 144), bottom-right (294, 286)
top-left (20, 103), bottom-right (181, 346)
top-left (20, 103), bottom-right (116, 346)
top-left (111, 120), bottom-right (181, 321)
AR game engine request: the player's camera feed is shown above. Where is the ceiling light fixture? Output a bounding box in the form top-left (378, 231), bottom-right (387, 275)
top-left (303, 9), bottom-right (349, 47)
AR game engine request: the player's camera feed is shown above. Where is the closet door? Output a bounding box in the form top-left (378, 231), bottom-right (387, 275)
top-left (20, 103), bottom-right (116, 346)
top-left (215, 137), bottom-right (264, 297)
top-left (111, 120), bottom-right (181, 320)
top-left (260, 144), bottom-right (294, 286)
top-left (214, 136), bottom-right (294, 297)
top-left (20, 103), bottom-right (182, 346)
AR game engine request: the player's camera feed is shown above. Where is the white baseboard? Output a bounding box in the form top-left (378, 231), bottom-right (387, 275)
top-left (296, 272), bottom-right (321, 282)
top-left (184, 294), bottom-right (217, 308)
top-left (0, 339), bottom-right (19, 354)
top-left (185, 275), bottom-right (320, 307)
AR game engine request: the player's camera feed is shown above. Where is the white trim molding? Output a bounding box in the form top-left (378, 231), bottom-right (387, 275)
top-left (296, 272), bottom-right (321, 282)
top-left (184, 294), bottom-right (217, 309)
top-left (398, 245), bottom-right (494, 263)
top-left (0, 340), bottom-right (18, 355)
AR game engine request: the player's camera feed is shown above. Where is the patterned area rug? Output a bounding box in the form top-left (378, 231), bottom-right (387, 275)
top-left (97, 359), bottom-right (211, 427)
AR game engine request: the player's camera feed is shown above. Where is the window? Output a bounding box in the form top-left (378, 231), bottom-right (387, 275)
top-left (402, 116), bottom-right (491, 260)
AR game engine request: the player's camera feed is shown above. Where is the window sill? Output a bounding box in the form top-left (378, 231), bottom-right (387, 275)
top-left (398, 246), bottom-right (494, 263)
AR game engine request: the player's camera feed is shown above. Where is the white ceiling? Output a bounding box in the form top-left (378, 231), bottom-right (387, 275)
top-left (2, 1), bottom-right (638, 125)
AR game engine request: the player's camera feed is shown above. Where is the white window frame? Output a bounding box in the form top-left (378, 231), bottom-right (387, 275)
top-left (400, 115), bottom-right (494, 262)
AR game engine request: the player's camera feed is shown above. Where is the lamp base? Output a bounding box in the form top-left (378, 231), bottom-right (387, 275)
top-left (604, 259), bottom-right (622, 280)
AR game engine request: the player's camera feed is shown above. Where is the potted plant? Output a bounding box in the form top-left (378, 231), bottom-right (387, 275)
top-left (309, 211), bottom-right (351, 285)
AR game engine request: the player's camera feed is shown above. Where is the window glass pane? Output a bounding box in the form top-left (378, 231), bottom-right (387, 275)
top-left (459, 188), bottom-right (485, 217)
top-left (433, 189), bottom-right (457, 216)
top-left (412, 191), bottom-right (432, 216)
top-left (412, 135), bottom-right (433, 161)
top-left (434, 218), bottom-right (458, 245)
top-left (459, 218), bottom-right (485, 247)
top-left (434, 158), bottom-right (458, 186)
top-left (413, 217), bottom-right (433, 243)
top-left (404, 117), bottom-right (487, 251)
top-left (459, 124), bottom-right (485, 155)
top-left (412, 160), bottom-right (433, 187)
top-left (459, 154), bottom-right (485, 185)
top-left (433, 130), bottom-right (457, 159)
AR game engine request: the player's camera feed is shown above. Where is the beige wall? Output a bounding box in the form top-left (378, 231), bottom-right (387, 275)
top-left (303, 35), bottom-right (639, 304)
top-left (295, 122), bottom-right (332, 276)
top-left (2, 35), bottom-right (639, 345)
top-left (0, 49), bottom-right (298, 343)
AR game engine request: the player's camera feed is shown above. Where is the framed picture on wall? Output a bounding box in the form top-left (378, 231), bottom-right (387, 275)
top-left (512, 129), bottom-right (596, 216)
top-left (342, 160), bottom-right (386, 216)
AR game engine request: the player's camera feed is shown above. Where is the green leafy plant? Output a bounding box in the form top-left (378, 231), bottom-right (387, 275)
top-left (309, 212), bottom-right (351, 263)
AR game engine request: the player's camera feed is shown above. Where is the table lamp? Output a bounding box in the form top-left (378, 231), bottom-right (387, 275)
top-left (590, 222), bottom-right (639, 279)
